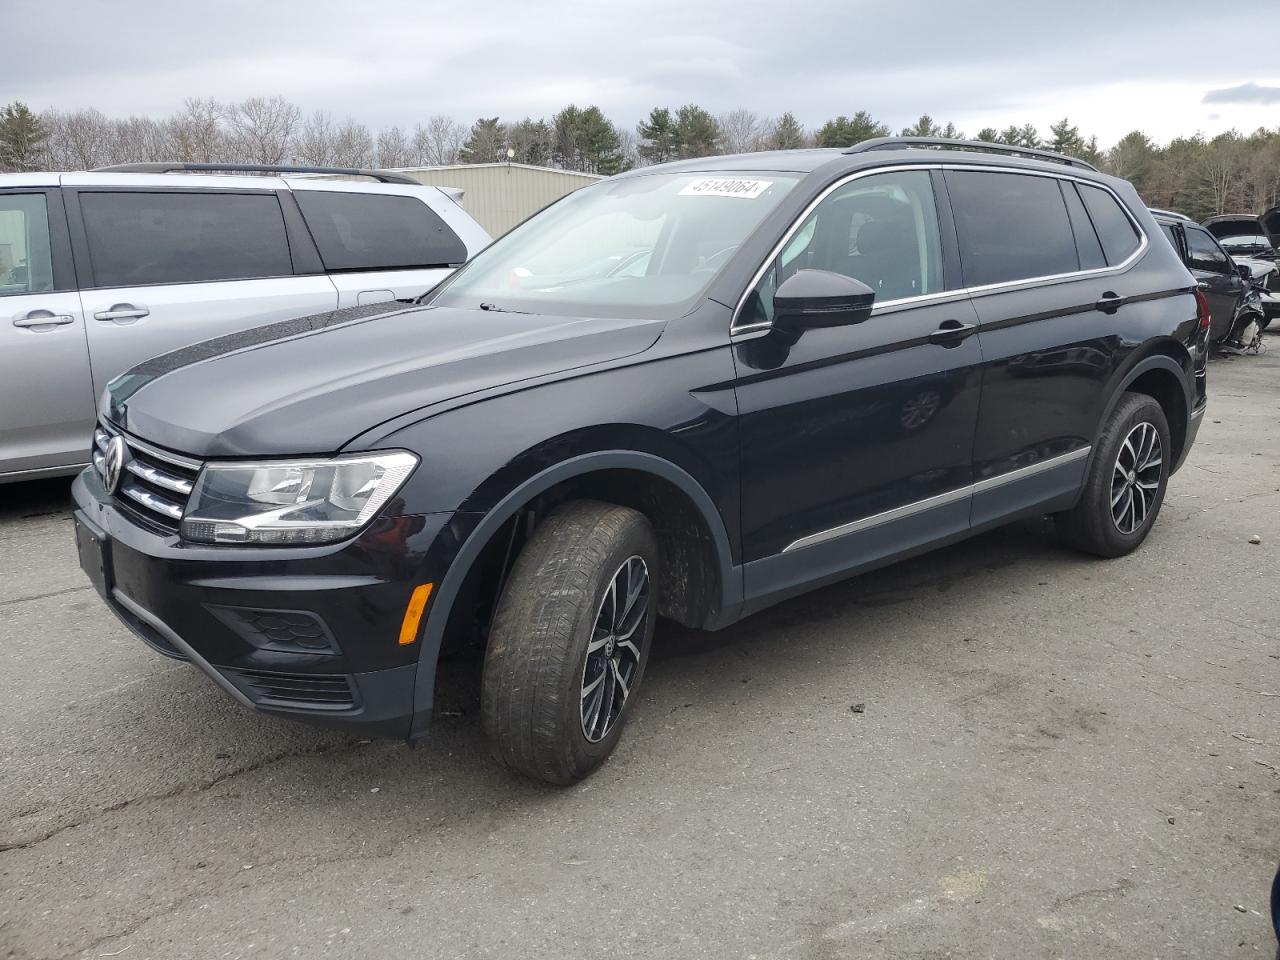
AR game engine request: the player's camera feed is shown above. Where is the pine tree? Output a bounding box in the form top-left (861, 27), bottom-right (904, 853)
top-left (637, 107), bottom-right (679, 164)
top-left (765, 112), bottom-right (806, 150)
top-left (0, 102), bottom-right (49, 171)
top-left (673, 105), bottom-right (721, 159)
top-left (814, 111), bottom-right (889, 148)
top-left (460, 117), bottom-right (505, 164)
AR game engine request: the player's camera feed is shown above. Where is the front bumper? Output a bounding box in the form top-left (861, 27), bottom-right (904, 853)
top-left (72, 467), bottom-right (454, 737)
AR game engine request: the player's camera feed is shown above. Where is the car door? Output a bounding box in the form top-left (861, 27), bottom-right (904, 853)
top-left (287, 184), bottom-right (470, 306)
top-left (1183, 224), bottom-right (1243, 343)
top-left (0, 186), bottom-right (98, 477)
top-left (63, 178), bottom-right (338, 400)
top-left (732, 168), bottom-right (983, 610)
top-left (944, 168), bottom-right (1143, 527)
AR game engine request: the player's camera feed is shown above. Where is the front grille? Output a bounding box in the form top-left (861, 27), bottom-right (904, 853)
top-left (93, 422), bottom-right (203, 533)
top-left (222, 667), bottom-right (357, 711)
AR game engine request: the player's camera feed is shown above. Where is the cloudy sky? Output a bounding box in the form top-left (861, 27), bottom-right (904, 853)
top-left (8, 0), bottom-right (1280, 146)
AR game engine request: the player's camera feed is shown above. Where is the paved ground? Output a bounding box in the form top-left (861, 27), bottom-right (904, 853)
top-left (2, 343), bottom-right (1278, 960)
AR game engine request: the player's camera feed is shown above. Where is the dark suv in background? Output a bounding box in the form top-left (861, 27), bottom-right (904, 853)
top-left (73, 137), bottom-right (1208, 784)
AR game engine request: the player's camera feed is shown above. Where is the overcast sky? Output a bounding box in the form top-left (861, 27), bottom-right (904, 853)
top-left (7, 0), bottom-right (1280, 145)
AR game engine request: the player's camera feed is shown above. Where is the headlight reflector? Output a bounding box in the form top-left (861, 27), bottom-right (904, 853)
top-left (181, 451), bottom-right (418, 545)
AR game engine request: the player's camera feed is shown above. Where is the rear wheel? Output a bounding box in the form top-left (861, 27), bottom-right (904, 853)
top-left (481, 500), bottom-right (658, 785)
top-left (1056, 392), bottom-right (1170, 558)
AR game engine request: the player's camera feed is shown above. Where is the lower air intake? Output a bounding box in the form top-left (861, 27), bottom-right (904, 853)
top-left (223, 668), bottom-right (357, 711)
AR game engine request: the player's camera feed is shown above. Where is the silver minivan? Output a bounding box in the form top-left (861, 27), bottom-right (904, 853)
top-left (0, 163), bottom-right (490, 482)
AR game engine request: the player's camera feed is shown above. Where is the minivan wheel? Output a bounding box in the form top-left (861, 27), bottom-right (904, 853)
top-left (481, 500), bottom-right (658, 785)
top-left (1056, 392), bottom-right (1171, 558)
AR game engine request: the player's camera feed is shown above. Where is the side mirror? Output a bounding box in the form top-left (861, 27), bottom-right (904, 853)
top-left (773, 269), bottom-right (875, 333)
top-left (1237, 262), bottom-right (1253, 281)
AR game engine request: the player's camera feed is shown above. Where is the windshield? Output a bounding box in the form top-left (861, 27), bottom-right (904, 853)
top-left (430, 172), bottom-right (799, 320)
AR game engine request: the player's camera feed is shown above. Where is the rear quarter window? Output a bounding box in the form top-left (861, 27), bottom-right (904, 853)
top-left (293, 191), bottom-right (467, 272)
top-left (1078, 184), bottom-right (1141, 265)
top-left (79, 191), bottom-right (293, 288)
top-left (946, 170), bottom-right (1080, 287)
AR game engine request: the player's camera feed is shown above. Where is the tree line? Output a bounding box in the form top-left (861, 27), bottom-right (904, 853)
top-left (3, 97), bottom-right (1279, 222)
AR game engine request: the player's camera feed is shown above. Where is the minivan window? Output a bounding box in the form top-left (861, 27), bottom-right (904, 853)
top-left (80, 192), bottom-right (293, 288)
top-left (740, 169), bottom-right (943, 327)
top-left (293, 191), bottom-right (467, 271)
top-left (431, 172), bottom-right (799, 321)
top-left (1185, 226), bottom-right (1232, 274)
top-left (947, 171), bottom-right (1079, 287)
top-left (1078, 184), bottom-right (1141, 265)
top-left (0, 193), bottom-right (54, 297)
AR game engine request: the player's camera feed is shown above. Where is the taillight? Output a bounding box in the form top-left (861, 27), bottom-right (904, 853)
top-left (1194, 288), bottom-right (1211, 334)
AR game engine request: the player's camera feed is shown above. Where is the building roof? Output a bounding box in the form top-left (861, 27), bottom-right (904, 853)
top-left (387, 162), bottom-right (604, 180)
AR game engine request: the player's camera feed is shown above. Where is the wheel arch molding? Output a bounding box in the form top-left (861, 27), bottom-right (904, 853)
top-left (407, 449), bottom-right (743, 737)
top-left (1094, 349), bottom-right (1193, 473)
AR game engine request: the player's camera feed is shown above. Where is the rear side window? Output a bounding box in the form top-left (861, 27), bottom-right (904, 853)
top-left (947, 171), bottom-right (1079, 286)
top-left (1078, 184), bottom-right (1141, 265)
top-left (294, 191), bottom-right (466, 271)
top-left (0, 193), bottom-right (54, 297)
top-left (1061, 183), bottom-right (1106, 271)
top-left (1185, 226), bottom-right (1232, 274)
top-left (80, 192), bottom-right (293, 288)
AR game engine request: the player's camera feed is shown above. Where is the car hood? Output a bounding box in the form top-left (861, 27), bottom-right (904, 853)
top-left (1204, 209), bottom-right (1280, 251)
top-left (106, 302), bottom-right (665, 457)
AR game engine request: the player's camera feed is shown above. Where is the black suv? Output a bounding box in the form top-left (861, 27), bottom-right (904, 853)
top-left (73, 138), bottom-right (1209, 784)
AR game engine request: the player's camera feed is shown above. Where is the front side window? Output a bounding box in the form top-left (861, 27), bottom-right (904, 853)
top-left (430, 172), bottom-right (799, 320)
top-left (739, 170), bottom-right (943, 327)
top-left (948, 170), bottom-right (1079, 286)
top-left (1185, 227), bottom-right (1231, 274)
top-left (1078, 184), bottom-right (1141, 265)
top-left (80, 192), bottom-right (293, 288)
top-left (293, 191), bottom-right (467, 271)
top-left (0, 193), bottom-right (54, 297)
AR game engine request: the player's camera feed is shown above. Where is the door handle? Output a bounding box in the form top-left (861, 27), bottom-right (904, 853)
top-left (13, 311), bottom-right (75, 328)
top-left (1096, 291), bottom-right (1124, 313)
top-left (94, 304), bottom-right (150, 322)
top-left (927, 320), bottom-right (977, 346)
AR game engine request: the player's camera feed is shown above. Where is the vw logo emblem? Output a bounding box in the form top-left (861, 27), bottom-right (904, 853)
top-left (103, 436), bottom-right (128, 494)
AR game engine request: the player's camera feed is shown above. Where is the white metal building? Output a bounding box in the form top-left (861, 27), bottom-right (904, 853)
top-left (391, 163), bottom-right (603, 236)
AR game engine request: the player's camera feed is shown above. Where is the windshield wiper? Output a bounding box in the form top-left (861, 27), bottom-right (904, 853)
top-left (478, 302), bottom-right (532, 314)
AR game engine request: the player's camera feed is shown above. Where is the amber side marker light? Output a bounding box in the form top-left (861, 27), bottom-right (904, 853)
top-left (399, 583), bottom-right (434, 645)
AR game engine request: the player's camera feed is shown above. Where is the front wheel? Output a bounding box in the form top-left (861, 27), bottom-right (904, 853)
top-left (481, 500), bottom-right (658, 785)
top-left (1056, 392), bottom-right (1171, 558)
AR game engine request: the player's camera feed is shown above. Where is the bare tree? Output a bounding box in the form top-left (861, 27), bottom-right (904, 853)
top-left (376, 125), bottom-right (411, 167)
top-left (223, 96), bottom-right (299, 164)
top-left (169, 98), bottom-right (223, 162)
top-left (295, 111), bottom-right (336, 166)
top-left (718, 108), bottom-right (763, 154)
top-left (43, 108), bottom-right (113, 169)
top-left (331, 118), bottom-right (374, 168)
top-left (413, 115), bottom-right (466, 166)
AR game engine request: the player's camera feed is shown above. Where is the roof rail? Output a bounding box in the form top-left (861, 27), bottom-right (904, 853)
top-left (843, 137), bottom-right (1099, 172)
top-left (1148, 207), bottom-right (1191, 221)
top-left (91, 162), bottom-right (420, 185)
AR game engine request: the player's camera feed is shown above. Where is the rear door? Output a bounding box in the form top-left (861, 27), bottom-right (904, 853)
top-left (64, 178), bottom-right (338, 399)
top-left (287, 184), bottom-right (472, 306)
top-left (945, 168), bottom-right (1142, 526)
top-left (1183, 224), bottom-right (1243, 342)
top-left (0, 186), bottom-right (96, 475)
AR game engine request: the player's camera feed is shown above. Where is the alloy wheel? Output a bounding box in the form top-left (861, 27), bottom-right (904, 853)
top-left (1111, 421), bottom-right (1162, 535)
top-left (580, 555), bottom-right (649, 743)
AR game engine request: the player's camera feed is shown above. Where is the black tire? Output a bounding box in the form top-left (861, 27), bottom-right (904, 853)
top-left (481, 500), bottom-right (658, 785)
top-left (1056, 392), bottom-right (1171, 558)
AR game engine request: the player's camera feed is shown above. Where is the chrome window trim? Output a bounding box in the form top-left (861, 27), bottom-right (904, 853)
top-left (780, 446), bottom-right (1091, 554)
top-left (729, 162), bottom-right (1149, 337)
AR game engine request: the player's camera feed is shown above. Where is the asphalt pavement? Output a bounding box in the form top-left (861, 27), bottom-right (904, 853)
top-left (2, 342), bottom-right (1278, 960)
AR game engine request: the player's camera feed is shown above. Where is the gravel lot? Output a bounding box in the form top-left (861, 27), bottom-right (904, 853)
top-left (2, 343), bottom-right (1278, 960)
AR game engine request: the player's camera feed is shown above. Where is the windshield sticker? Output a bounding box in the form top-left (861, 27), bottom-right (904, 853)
top-left (678, 178), bottom-right (774, 199)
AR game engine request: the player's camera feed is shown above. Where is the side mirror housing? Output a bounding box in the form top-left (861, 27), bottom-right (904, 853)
top-left (773, 269), bottom-right (875, 333)
top-left (1236, 262), bottom-right (1253, 281)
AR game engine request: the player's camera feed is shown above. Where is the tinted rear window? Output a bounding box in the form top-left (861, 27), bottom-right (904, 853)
top-left (1078, 184), bottom-right (1141, 265)
top-left (294, 191), bottom-right (466, 271)
top-left (80, 192), bottom-right (293, 288)
top-left (1062, 183), bottom-right (1106, 271)
top-left (947, 171), bottom-right (1079, 286)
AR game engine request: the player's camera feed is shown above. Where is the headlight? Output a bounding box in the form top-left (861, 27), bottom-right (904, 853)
top-left (180, 451), bottom-right (418, 545)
